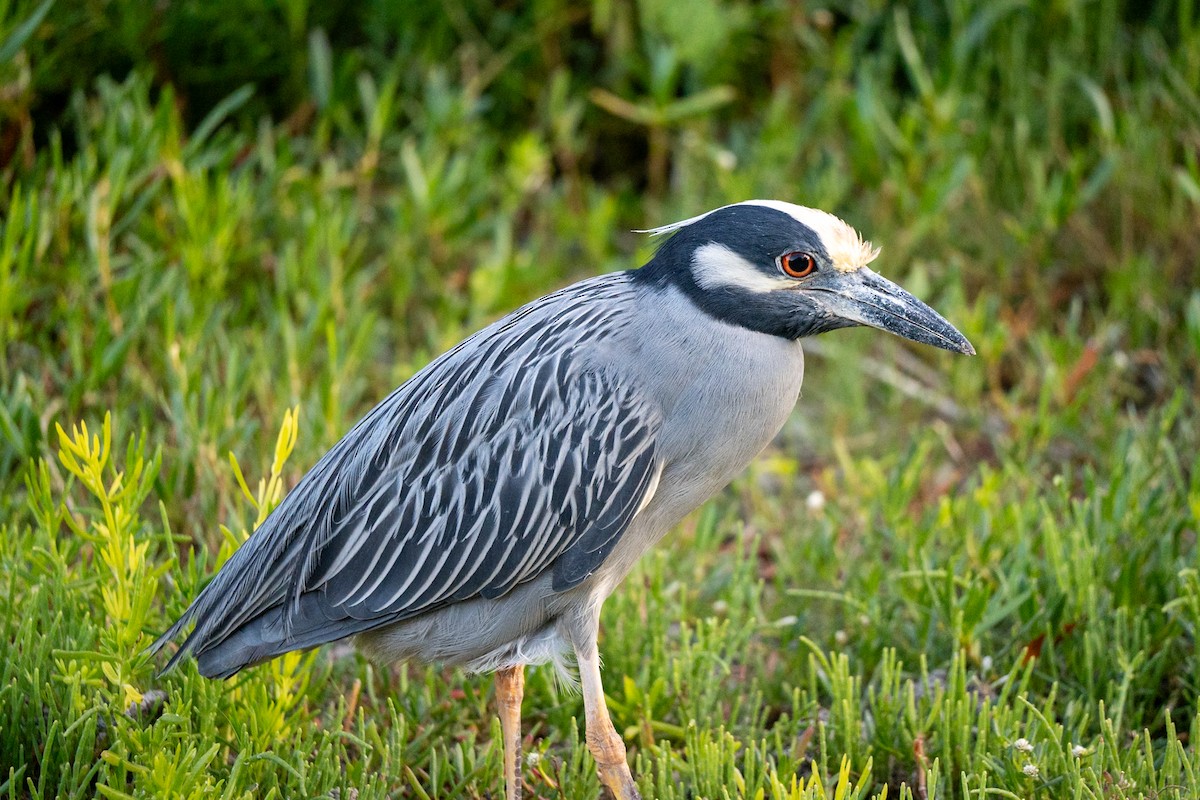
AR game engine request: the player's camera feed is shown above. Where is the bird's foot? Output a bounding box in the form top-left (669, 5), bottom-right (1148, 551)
top-left (589, 730), bottom-right (640, 800)
top-left (597, 760), bottom-right (642, 800)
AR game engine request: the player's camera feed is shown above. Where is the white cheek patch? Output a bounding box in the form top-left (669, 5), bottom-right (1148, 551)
top-left (691, 242), bottom-right (790, 293)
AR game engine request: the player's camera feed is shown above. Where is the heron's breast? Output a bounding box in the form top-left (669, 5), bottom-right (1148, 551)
top-left (655, 324), bottom-right (805, 500)
top-left (584, 301), bottom-right (805, 588)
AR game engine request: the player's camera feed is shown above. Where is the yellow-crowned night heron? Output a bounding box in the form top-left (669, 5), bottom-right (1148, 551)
top-left (150, 200), bottom-right (973, 800)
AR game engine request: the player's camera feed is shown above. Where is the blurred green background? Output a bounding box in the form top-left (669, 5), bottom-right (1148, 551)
top-left (2, 1), bottom-right (1199, 798)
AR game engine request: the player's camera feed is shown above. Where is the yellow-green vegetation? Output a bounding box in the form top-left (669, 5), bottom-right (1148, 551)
top-left (2, 1), bottom-right (1199, 798)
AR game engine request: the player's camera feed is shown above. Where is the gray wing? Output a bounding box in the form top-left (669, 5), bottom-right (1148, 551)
top-left (151, 275), bottom-right (662, 675)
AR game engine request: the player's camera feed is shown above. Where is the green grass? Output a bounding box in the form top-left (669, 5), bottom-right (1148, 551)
top-left (2, 1), bottom-right (1199, 797)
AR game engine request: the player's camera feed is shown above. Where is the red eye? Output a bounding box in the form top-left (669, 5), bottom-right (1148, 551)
top-left (781, 252), bottom-right (817, 278)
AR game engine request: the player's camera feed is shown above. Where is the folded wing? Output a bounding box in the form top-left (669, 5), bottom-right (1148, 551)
top-left (149, 277), bottom-right (662, 677)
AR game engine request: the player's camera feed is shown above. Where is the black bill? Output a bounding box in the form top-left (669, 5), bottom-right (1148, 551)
top-left (816, 268), bottom-right (975, 355)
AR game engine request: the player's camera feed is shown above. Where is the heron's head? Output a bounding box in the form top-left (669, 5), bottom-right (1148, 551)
top-left (636, 200), bottom-right (974, 355)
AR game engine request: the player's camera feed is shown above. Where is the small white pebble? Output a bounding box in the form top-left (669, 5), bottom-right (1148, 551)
top-left (1022, 764), bottom-right (1039, 778)
top-left (806, 490), bottom-right (826, 512)
top-left (1013, 738), bottom-right (1033, 753)
top-left (1071, 744), bottom-right (1087, 758)
top-left (981, 655), bottom-right (993, 671)
top-left (714, 150), bottom-right (737, 171)
top-left (834, 629), bottom-right (849, 646)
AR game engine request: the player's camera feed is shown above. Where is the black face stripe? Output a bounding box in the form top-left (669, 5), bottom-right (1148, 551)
top-left (681, 283), bottom-right (857, 340)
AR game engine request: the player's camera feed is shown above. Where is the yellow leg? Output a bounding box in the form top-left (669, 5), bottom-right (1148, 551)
top-left (495, 665), bottom-right (525, 800)
top-left (576, 646), bottom-right (641, 800)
